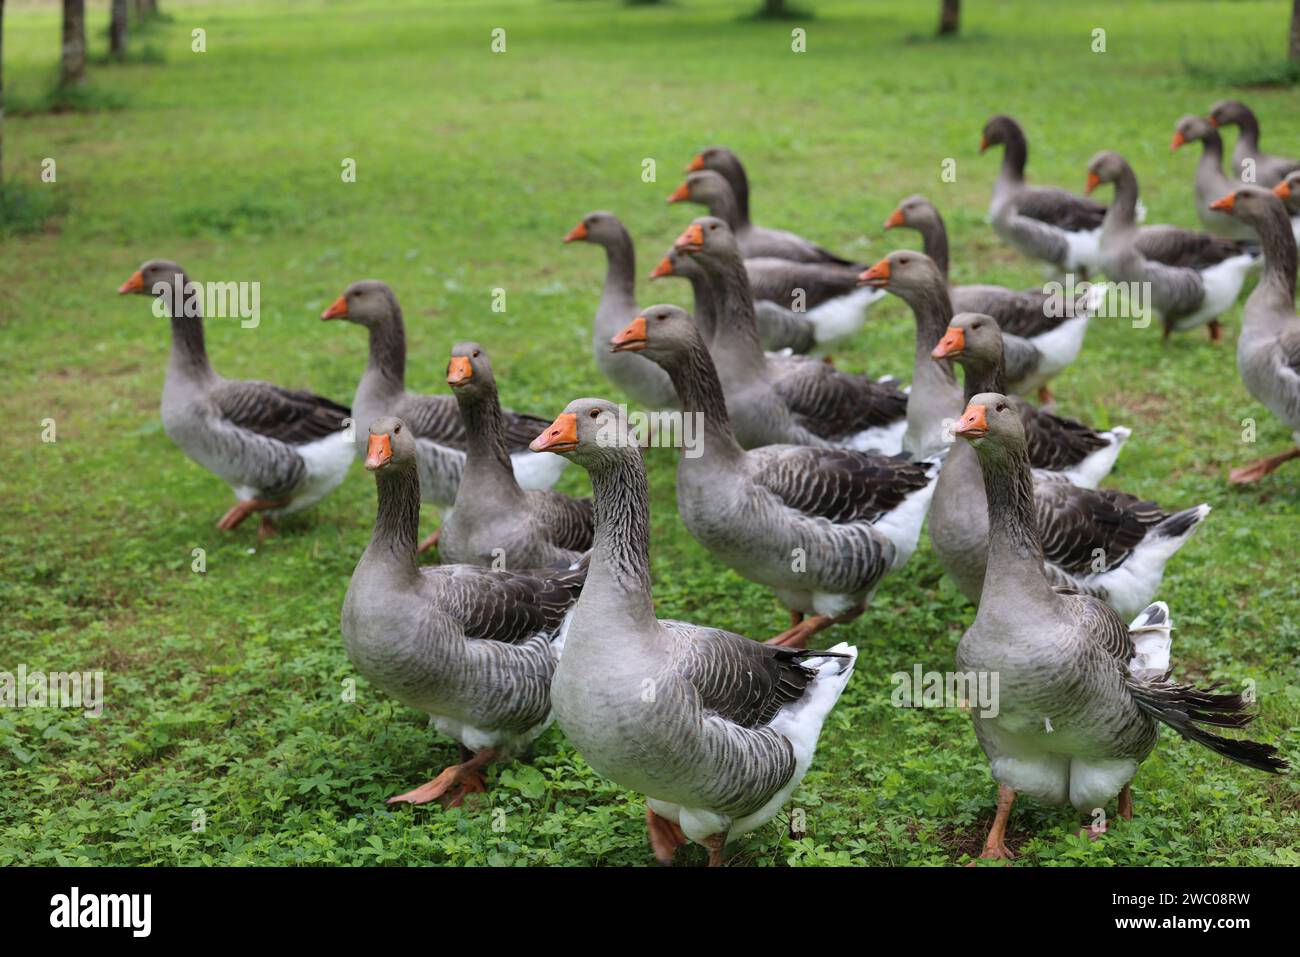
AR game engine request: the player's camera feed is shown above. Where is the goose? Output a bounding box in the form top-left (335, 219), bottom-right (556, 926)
top-left (863, 253), bottom-right (1208, 618)
top-left (342, 415), bottom-right (586, 806)
top-left (1207, 186), bottom-right (1300, 483)
top-left (1208, 99), bottom-right (1300, 188)
top-left (1170, 114), bottom-right (1258, 241)
top-left (563, 211), bottom-right (678, 410)
top-left (1271, 171), bottom-right (1300, 243)
top-left (684, 145), bottom-right (854, 265)
top-left (530, 398), bottom-right (856, 865)
top-left (951, 394), bottom-right (1286, 861)
top-left (650, 247), bottom-right (817, 354)
top-left (438, 343), bottom-right (594, 568)
top-left (669, 171), bottom-right (882, 346)
top-left (611, 304), bottom-right (940, 648)
top-left (981, 115), bottom-right (1109, 278)
top-left (118, 260), bottom-right (353, 539)
top-left (1087, 151), bottom-right (1258, 343)
top-left (884, 193), bottom-right (1092, 402)
top-left (932, 312), bottom-right (1131, 488)
top-left (673, 217), bottom-right (908, 451)
top-left (322, 280), bottom-right (567, 550)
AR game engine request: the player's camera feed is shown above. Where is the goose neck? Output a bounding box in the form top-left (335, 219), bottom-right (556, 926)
top-left (1248, 203), bottom-right (1298, 319)
top-left (365, 465), bottom-right (422, 580)
top-left (600, 228), bottom-right (637, 303)
top-left (658, 339), bottom-right (746, 466)
top-left (365, 313), bottom-right (407, 390)
top-left (585, 450), bottom-right (657, 626)
top-left (918, 216), bottom-right (951, 279)
top-left (702, 252), bottom-right (767, 374)
top-left (455, 384), bottom-right (525, 500)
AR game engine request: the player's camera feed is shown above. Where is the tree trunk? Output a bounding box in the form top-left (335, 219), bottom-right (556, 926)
top-left (60, 0), bottom-right (86, 88)
top-left (110, 0), bottom-right (128, 58)
top-left (761, 0), bottom-right (786, 16)
top-left (1290, 0), bottom-right (1300, 62)
top-left (1, 0), bottom-right (6, 184)
top-left (938, 0), bottom-right (960, 36)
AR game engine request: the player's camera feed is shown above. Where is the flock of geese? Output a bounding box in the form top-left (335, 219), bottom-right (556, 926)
top-left (115, 102), bottom-right (1296, 865)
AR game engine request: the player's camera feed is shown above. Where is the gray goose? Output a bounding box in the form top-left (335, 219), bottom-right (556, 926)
top-left (563, 211), bottom-right (678, 410)
top-left (343, 416), bottom-right (586, 806)
top-left (864, 254), bottom-right (1207, 618)
top-left (685, 145), bottom-right (855, 265)
top-left (932, 312), bottom-right (1130, 489)
top-left (673, 217), bottom-right (908, 452)
top-left (1270, 171), bottom-right (1300, 243)
top-left (669, 170), bottom-right (882, 346)
top-left (1208, 99), bottom-right (1300, 188)
top-left (439, 343), bottom-right (594, 568)
top-left (611, 304), bottom-right (940, 649)
top-left (883, 193), bottom-right (1092, 403)
top-left (952, 394), bottom-right (1286, 861)
top-left (649, 247), bottom-right (816, 355)
top-left (530, 398), bottom-right (856, 866)
top-left (322, 280), bottom-right (567, 551)
top-left (981, 115), bottom-right (1109, 278)
top-left (118, 260), bottom-right (353, 539)
top-left (1170, 114), bottom-right (1257, 241)
top-left (1088, 151), bottom-right (1258, 343)
top-left (1207, 186), bottom-right (1300, 483)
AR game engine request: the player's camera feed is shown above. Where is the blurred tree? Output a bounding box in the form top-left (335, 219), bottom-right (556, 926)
top-left (1, 0), bottom-right (5, 182)
top-left (60, 0), bottom-right (86, 88)
top-left (939, 0), bottom-right (960, 36)
top-left (110, 0), bottom-right (128, 59)
top-left (1291, 0), bottom-right (1299, 62)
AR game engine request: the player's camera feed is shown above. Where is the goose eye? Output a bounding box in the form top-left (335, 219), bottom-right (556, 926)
top-left (589, 409), bottom-right (600, 420)
top-left (394, 425), bottom-right (401, 434)
top-left (996, 404), bottom-right (1006, 413)
top-left (472, 350), bottom-right (480, 358)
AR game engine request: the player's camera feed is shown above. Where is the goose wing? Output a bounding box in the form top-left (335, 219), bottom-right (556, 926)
top-left (212, 380), bottom-right (350, 444)
top-left (1014, 397), bottom-right (1109, 472)
top-left (951, 285), bottom-right (1075, 339)
top-left (1017, 186), bottom-right (1107, 231)
top-left (771, 359), bottom-right (908, 440)
top-left (1034, 483), bottom-right (1166, 575)
top-left (427, 563), bottom-right (586, 645)
top-left (745, 226), bottom-right (856, 268)
top-left (1134, 226), bottom-right (1248, 269)
top-left (745, 258), bottom-right (863, 310)
top-left (530, 491), bottom-right (596, 554)
top-left (1000, 333), bottom-right (1043, 385)
top-left (747, 445), bottom-right (933, 524)
top-left (397, 393), bottom-right (549, 454)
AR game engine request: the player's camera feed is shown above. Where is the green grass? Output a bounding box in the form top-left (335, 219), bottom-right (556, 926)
top-left (1, 0), bottom-right (1297, 866)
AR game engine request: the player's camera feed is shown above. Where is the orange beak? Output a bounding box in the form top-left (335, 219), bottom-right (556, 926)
top-left (674, 223), bottom-right (705, 252)
top-left (1084, 172), bottom-right (1101, 195)
top-left (1208, 115), bottom-right (1220, 128)
top-left (1170, 131), bottom-right (1187, 152)
top-left (649, 256), bottom-right (674, 279)
top-left (685, 154), bottom-right (705, 172)
top-left (667, 182), bottom-right (691, 204)
top-left (530, 413), bottom-right (579, 454)
top-left (1209, 193), bottom-right (1236, 213)
top-left (883, 208), bottom-right (905, 230)
top-left (858, 258), bottom-right (891, 288)
top-left (321, 295), bottom-right (348, 320)
top-left (118, 270), bottom-right (145, 294)
top-left (1275, 180), bottom-right (1293, 202)
top-left (446, 355), bottom-right (473, 387)
top-left (611, 315), bottom-right (648, 352)
top-left (931, 326), bottom-right (965, 360)
top-left (954, 403), bottom-right (989, 440)
top-left (564, 221), bottom-right (588, 243)
top-left (979, 135), bottom-right (990, 154)
top-left (364, 432), bottom-right (393, 470)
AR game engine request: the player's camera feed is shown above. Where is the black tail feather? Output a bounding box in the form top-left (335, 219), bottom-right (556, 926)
top-left (1131, 680), bottom-right (1289, 774)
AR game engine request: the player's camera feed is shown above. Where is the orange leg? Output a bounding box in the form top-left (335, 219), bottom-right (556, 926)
top-left (967, 784), bottom-right (1016, 864)
top-left (1229, 447), bottom-right (1300, 484)
top-left (216, 498), bottom-right (288, 532)
top-left (1036, 385), bottom-right (1054, 405)
top-left (767, 605), bottom-right (863, 649)
top-left (702, 833), bottom-right (728, 867)
top-left (1118, 783), bottom-right (1133, 821)
top-left (1208, 319), bottom-right (1223, 344)
top-left (646, 807), bottom-right (688, 866)
top-left (387, 747), bottom-right (497, 807)
top-left (417, 529), bottom-right (441, 553)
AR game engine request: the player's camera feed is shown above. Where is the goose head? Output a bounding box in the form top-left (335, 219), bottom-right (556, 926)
top-left (610, 304), bottom-right (700, 361)
top-left (564, 210), bottom-right (624, 246)
top-left (883, 194), bottom-right (938, 231)
top-left (648, 247), bottom-right (700, 282)
top-left (1084, 150), bottom-right (1127, 195)
top-left (118, 259), bottom-right (186, 297)
top-left (932, 313), bottom-right (1001, 370)
top-left (1273, 171), bottom-right (1300, 212)
top-left (667, 170), bottom-right (733, 210)
top-left (445, 341), bottom-right (496, 397)
top-left (1207, 99), bottom-right (1252, 131)
top-left (857, 250), bottom-right (945, 302)
top-left (685, 145), bottom-right (743, 179)
top-left (364, 415), bottom-right (417, 472)
top-left (1209, 185), bottom-right (1288, 227)
top-left (979, 114), bottom-right (1022, 155)
top-left (954, 392), bottom-right (1023, 453)
top-left (530, 398), bottom-right (635, 468)
top-left (671, 216), bottom-right (738, 264)
top-left (320, 279), bottom-right (399, 326)
top-left (1171, 114), bottom-right (1216, 152)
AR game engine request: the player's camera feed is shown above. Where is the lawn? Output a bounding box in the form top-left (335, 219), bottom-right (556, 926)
top-left (0, 0), bottom-right (1297, 866)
